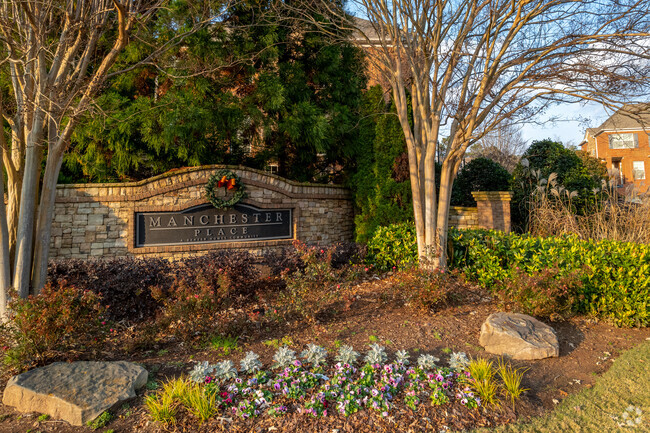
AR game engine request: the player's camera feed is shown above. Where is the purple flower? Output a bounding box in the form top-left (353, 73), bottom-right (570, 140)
top-left (293, 360), bottom-right (302, 367)
top-left (382, 411), bottom-right (388, 417)
top-left (435, 374), bottom-right (444, 382)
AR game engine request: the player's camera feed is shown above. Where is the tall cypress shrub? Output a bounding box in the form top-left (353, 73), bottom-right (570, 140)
top-left (352, 87), bottom-right (413, 243)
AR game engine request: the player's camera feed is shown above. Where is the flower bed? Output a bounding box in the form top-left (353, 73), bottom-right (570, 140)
top-left (146, 344), bottom-right (520, 426)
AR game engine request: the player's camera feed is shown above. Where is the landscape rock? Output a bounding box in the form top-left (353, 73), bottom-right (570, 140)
top-left (479, 312), bottom-right (559, 360)
top-left (3, 360), bottom-right (147, 426)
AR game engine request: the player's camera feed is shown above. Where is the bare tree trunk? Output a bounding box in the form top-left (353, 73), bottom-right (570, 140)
top-left (434, 162), bottom-right (455, 270)
top-left (0, 166), bottom-right (10, 320)
top-left (6, 172), bottom-right (22, 263)
top-left (423, 145), bottom-right (437, 269)
top-left (3, 129), bottom-right (24, 265)
top-left (13, 118), bottom-right (45, 298)
top-left (31, 145), bottom-right (65, 294)
top-left (0, 98), bottom-right (12, 319)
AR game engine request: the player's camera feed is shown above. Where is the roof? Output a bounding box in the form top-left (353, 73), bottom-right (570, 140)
top-left (593, 103), bottom-right (650, 134)
top-left (350, 17), bottom-right (384, 46)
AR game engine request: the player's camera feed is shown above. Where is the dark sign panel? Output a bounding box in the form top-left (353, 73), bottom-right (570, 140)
top-left (135, 203), bottom-right (292, 247)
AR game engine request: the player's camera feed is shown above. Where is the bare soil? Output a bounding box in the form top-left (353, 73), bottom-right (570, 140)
top-left (0, 274), bottom-right (648, 433)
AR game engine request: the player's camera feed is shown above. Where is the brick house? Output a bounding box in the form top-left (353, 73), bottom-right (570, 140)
top-left (580, 104), bottom-right (650, 193)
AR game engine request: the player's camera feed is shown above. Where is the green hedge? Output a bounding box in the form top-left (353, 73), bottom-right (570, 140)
top-left (366, 223), bottom-right (649, 327)
top-left (366, 222), bottom-right (418, 271)
top-left (449, 229), bottom-right (650, 327)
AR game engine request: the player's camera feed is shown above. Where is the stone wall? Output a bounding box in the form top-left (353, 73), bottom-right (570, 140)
top-left (50, 166), bottom-right (354, 260)
top-left (50, 167), bottom-right (512, 261)
top-left (448, 206), bottom-right (479, 229)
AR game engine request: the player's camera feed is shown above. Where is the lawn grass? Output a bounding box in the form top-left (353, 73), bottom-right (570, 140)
top-left (474, 340), bottom-right (650, 433)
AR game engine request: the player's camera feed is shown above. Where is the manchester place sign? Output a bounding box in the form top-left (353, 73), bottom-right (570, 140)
top-left (135, 203), bottom-right (292, 247)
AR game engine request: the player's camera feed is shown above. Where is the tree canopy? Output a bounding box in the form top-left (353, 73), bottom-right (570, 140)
top-left (63, 0), bottom-right (369, 184)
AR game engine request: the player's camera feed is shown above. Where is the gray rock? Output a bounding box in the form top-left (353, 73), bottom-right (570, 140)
top-left (3, 361), bottom-right (147, 426)
top-left (479, 312), bottom-right (559, 360)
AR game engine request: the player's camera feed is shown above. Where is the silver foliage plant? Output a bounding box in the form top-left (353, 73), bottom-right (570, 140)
top-left (300, 344), bottom-right (328, 366)
top-left (449, 352), bottom-right (470, 371)
top-left (213, 360), bottom-right (238, 382)
top-left (417, 353), bottom-right (440, 370)
top-left (335, 345), bottom-right (360, 365)
top-left (364, 343), bottom-right (388, 365)
top-left (189, 361), bottom-right (215, 383)
top-left (272, 346), bottom-right (297, 369)
top-left (240, 351), bottom-right (263, 373)
top-left (395, 349), bottom-right (410, 365)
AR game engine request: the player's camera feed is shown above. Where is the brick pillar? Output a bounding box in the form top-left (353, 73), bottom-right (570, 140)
top-left (471, 191), bottom-right (513, 233)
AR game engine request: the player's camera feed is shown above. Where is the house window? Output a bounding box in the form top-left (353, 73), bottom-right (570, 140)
top-left (266, 163), bottom-right (279, 174)
top-left (609, 133), bottom-right (638, 149)
top-left (633, 161), bottom-right (645, 180)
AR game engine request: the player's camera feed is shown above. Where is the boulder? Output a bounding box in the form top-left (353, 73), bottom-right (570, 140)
top-left (479, 312), bottom-right (559, 360)
top-left (3, 361), bottom-right (147, 426)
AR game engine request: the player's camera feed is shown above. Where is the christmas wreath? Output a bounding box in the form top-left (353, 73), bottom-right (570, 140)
top-left (204, 169), bottom-right (247, 209)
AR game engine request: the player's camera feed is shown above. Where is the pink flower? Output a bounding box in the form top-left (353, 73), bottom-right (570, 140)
top-left (101, 321), bottom-right (106, 325)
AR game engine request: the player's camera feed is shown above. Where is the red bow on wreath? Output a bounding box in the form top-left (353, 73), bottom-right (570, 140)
top-left (217, 175), bottom-right (237, 190)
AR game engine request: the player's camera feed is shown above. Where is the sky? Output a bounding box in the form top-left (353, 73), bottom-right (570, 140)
top-left (346, 7), bottom-right (631, 152)
top-left (519, 101), bottom-right (612, 149)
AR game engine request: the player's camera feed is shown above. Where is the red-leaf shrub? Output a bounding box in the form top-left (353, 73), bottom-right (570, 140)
top-left (48, 258), bottom-right (173, 323)
top-left (151, 251), bottom-right (262, 342)
top-left (0, 281), bottom-right (107, 371)
top-left (499, 267), bottom-right (584, 320)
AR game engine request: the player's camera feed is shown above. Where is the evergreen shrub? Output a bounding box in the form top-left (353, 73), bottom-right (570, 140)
top-left (366, 222), bottom-right (418, 271)
top-left (449, 229), bottom-right (650, 327)
top-left (451, 157), bottom-right (511, 206)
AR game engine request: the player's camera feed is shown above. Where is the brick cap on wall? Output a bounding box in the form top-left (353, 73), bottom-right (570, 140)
top-left (471, 191), bottom-right (514, 201)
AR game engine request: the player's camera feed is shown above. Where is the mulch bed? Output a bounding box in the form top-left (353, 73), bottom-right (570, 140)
top-left (0, 273), bottom-right (648, 433)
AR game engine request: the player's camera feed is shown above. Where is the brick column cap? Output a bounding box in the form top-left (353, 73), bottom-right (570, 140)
top-left (471, 191), bottom-right (513, 202)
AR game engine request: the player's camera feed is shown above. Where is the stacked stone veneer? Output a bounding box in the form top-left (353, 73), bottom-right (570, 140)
top-left (448, 206), bottom-right (479, 229)
top-left (50, 166), bottom-right (354, 260)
